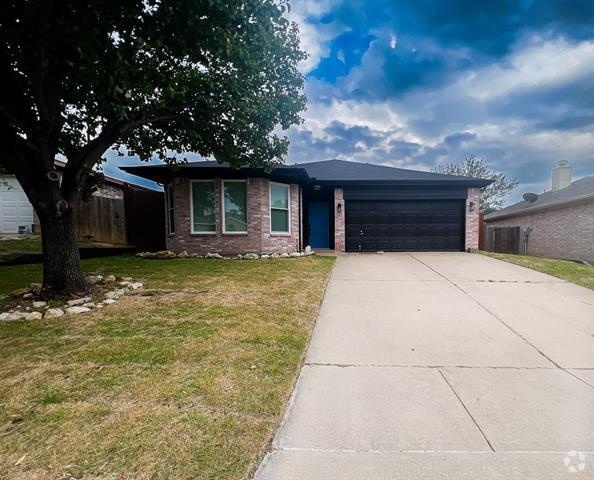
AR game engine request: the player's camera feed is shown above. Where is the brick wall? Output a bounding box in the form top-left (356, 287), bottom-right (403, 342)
top-left (262, 182), bottom-right (301, 253)
top-left (484, 199), bottom-right (594, 263)
top-left (167, 176), bottom-right (300, 255)
top-left (334, 187), bottom-right (345, 252)
top-left (465, 187), bottom-right (480, 252)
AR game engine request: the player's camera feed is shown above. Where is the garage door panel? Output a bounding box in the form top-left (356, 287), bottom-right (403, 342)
top-left (1, 177), bottom-right (34, 234)
top-left (346, 200), bottom-right (464, 252)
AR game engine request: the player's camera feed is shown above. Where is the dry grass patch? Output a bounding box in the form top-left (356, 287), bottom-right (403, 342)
top-left (481, 251), bottom-right (594, 291)
top-left (0, 255), bottom-right (335, 479)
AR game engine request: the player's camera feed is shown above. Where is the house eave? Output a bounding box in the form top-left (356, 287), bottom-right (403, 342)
top-left (120, 164), bottom-right (492, 189)
top-left (485, 192), bottom-right (594, 221)
top-left (311, 179), bottom-right (491, 188)
top-left (119, 165), bottom-right (310, 185)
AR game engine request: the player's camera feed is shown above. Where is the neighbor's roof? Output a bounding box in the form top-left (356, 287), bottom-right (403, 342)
top-left (120, 158), bottom-right (491, 187)
top-left (485, 176), bottom-right (594, 221)
top-left (53, 159), bottom-right (157, 192)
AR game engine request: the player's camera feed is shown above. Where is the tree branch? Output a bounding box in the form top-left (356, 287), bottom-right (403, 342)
top-left (0, 103), bottom-right (33, 137)
top-left (60, 105), bottom-right (186, 203)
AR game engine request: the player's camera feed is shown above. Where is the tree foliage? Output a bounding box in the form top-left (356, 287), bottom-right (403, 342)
top-left (435, 155), bottom-right (518, 213)
top-left (0, 0), bottom-right (307, 293)
top-left (1, 0), bottom-right (306, 176)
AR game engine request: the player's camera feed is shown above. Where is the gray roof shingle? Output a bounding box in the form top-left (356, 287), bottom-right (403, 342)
top-left (297, 159), bottom-right (488, 183)
top-left (121, 158), bottom-right (491, 186)
top-left (485, 176), bottom-right (594, 220)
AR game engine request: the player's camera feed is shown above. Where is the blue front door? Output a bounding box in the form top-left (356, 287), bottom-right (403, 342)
top-left (309, 202), bottom-right (330, 248)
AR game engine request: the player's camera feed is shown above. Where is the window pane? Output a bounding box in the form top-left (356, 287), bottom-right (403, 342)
top-left (271, 209), bottom-right (289, 232)
top-left (270, 185), bottom-right (288, 209)
top-left (224, 182), bottom-right (247, 232)
top-left (192, 182), bottom-right (216, 232)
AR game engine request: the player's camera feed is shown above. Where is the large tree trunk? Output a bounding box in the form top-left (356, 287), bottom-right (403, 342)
top-left (38, 206), bottom-right (89, 295)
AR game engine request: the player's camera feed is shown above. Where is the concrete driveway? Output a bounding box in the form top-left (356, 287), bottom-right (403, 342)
top-left (255, 253), bottom-right (594, 479)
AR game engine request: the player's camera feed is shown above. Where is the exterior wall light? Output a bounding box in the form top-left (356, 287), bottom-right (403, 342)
top-left (468, 201), bottom-right (475, 212)
top-left (313, 184), bottom-right (321, 191)
top-left (337, 202), bottom-right (342, 213)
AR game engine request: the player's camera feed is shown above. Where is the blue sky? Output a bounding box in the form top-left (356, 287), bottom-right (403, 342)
top-left (109, 0), bottom-right (594, 205)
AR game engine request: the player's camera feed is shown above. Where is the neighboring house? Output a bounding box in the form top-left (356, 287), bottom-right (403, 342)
top-left (121, 159), bottom-right (489, 254)
top-left (0, 176), bottom-right (34, 234)
top-left (485, 161), bottom-right (594, 263)
top-left (0, 161), bottom-right (165, 251)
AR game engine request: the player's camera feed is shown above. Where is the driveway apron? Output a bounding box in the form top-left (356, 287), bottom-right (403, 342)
top-left (255, 253), bottom-right (594, 479)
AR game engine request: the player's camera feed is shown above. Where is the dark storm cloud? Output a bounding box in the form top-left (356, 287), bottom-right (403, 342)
top-left (539, 115), bottom-right (594, 132)
top-left (323, 121), bottom-right (387, 148)
top-left (287, 121), bottom-right (392, 162)
top-left (323, 0), bottom-right (594, 57)
top-left (309, 0), bottom-right (594, 97)
top-left (310, 31), bottom-right (376, 82)
top-left (443, 132), bottom-right (478, 148)
top-left (388, 139), bottom-right (422, 158)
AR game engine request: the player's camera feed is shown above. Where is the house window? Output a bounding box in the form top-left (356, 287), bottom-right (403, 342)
top-left (270, 183), bottom-right (290, 234)
top-left (167, 185), bottom-right (175, 234)
top-left (191, 180), bottom-right (216, 233)
top-left (222, 180), bottom-right (247, 233)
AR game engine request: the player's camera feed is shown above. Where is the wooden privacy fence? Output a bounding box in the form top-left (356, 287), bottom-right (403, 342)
top-left (484, 226), bottom-right (520, 254)
top-left (73, 185), bottom-right (165, 250)
top-left (75, 195), bottom-right (127, 245)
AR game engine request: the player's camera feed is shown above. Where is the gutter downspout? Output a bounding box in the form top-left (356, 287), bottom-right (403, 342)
top-left (298, 185), bottom-right (303, 252)
top-left (522, 227), bottom-right (532, 255)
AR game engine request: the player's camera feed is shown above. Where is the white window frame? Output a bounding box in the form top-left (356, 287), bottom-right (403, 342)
top-left (190, 179), bottom-right (217, 234)
top-left (167, 184), bottom-right (175, 235)
top-left (222, 179), bottom-right (248, 234)
top-left (269, 182), bottom-right (291, 235)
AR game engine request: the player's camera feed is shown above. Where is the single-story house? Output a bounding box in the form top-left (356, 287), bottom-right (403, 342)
top-left (484, 161), bottom-right (594, 263)
top-left (121, 159), bottom-right (490, 254)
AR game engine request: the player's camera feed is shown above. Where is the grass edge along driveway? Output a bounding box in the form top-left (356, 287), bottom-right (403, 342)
top-left (0, 254), bottom-right (335, 480)
top-left (480, 251), bottom-right (594, 291)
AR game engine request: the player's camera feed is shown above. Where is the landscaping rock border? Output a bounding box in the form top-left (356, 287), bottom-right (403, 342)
top-left (136, 246), bottom-right (315, 260)
top-left (0, 274), bottom-right (144, 322)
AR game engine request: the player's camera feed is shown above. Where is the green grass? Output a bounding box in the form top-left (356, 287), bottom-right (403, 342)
top-left (0, 235), bottom-right (120, 255)
top-left (0, 254), bottom-right (335, 479)
top-left (481, 251), bottom-right (594, 291)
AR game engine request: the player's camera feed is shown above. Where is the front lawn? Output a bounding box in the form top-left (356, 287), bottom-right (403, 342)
top-left (0, 255), bottom-right (335, 479)
top-left (0, 235), bottom-right (119, 255)
top-left (481, 251), bottom-right (594, 291)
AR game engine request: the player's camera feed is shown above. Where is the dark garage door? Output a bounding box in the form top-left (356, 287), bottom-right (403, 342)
top-left (345, 200), bottom-right (465, 252)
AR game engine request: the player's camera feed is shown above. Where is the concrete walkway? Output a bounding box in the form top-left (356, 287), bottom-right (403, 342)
top-left (256, 253), bottom-right (594, 479)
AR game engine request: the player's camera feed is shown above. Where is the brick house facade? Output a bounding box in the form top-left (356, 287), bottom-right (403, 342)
top-left (484, 198), bottom-right (594, 263)
top-left (122, 159), bottom-right (488, 255)
top-left (166, 177), bottom-right (300, 255)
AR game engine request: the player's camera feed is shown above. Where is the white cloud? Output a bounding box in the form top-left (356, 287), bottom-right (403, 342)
top-left (285, 0), bottom-right (345, 73)
top-left (463, 37), bottom-right (594, 100)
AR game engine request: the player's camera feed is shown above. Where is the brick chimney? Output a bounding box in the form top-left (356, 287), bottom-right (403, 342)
top-left (551, 160), bottom-right (572, 191)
